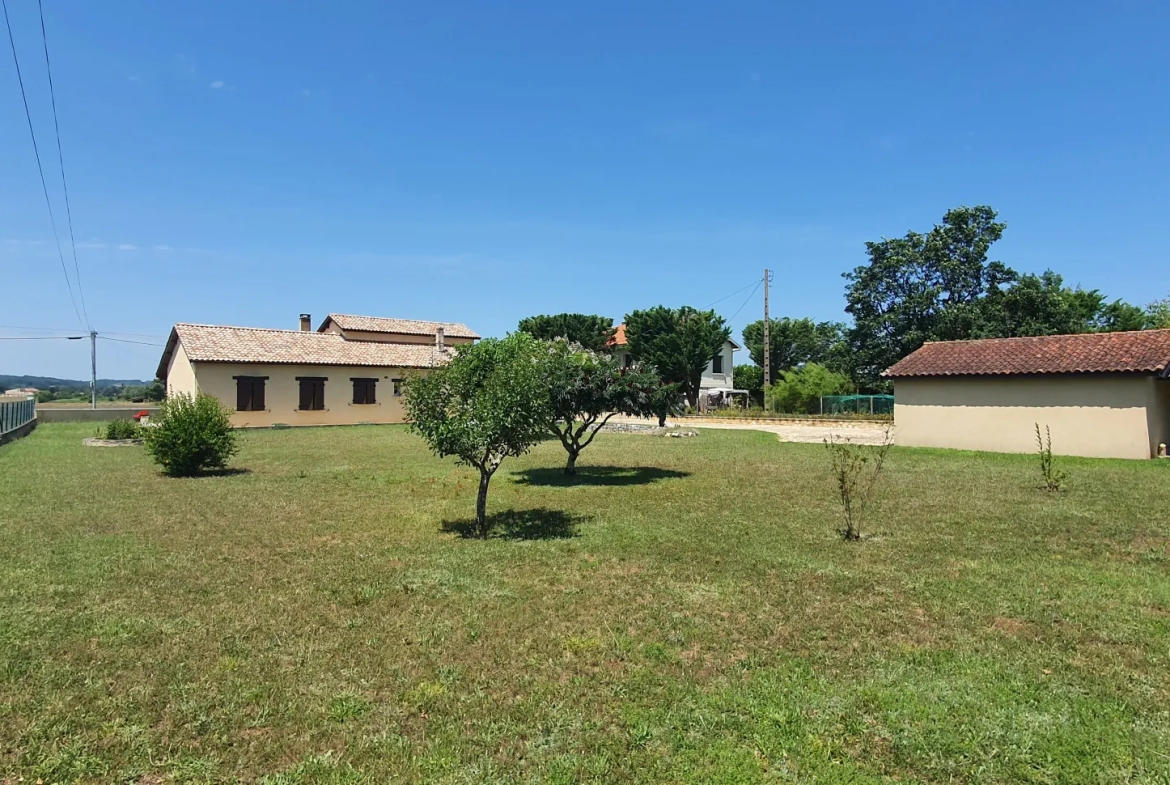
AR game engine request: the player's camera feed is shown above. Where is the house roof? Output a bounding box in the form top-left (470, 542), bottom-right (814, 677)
top-left (156, 323), bottom-right (456, 378)
top-left (884, 329), bottom-right (1170, 378)
top-left (318, 313), bottom-right (480, 339)
top-left (607, 322), bottom-right (741, 350)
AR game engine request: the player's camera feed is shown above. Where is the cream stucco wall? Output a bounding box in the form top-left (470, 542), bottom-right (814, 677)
top-left (191, 362), bottom-right (424, 427)
top-left (166, 342), bottom-right (199, 398)
top-left (894, 374), bottom-right (1166, 460)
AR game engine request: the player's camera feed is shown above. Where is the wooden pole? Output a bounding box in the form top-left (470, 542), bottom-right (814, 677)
top-left (762, 268), bottom-right (770, 412)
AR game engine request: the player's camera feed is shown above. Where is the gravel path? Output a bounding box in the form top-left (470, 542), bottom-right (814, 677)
top-left (607, 416), bottom-right (893, 445)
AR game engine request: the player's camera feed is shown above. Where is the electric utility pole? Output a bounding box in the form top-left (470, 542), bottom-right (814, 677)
top-left (762, 268), bottom-right (771, 411)
top-left (90, 330), bottom-right (97, 409)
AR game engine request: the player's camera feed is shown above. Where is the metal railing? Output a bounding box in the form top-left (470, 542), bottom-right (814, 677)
top-left (0, 396), bottom-right (36, 437)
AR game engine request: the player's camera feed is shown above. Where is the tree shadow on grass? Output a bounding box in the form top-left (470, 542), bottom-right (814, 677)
top-left (441, 508), bottom-right (587, 540)
top-left (511, 465), bottom-right (690, 488)
top-left (166, 467), bottom-right (252, 479)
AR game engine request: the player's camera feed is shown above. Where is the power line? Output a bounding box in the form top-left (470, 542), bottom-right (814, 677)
top-left (0, 334), bottom-right (84, 340)
top-left (0, 323), bottom-right (78, 332)
top-left (100, 330), bottom-right (169, 339)
top-left (726, 279), bottom-right (763, 324)
top-left (98, 336), bottom-right (164, 347)
top-left (1, 0), bottom-right (84, 329)
top-left (37, 0), bottom-right (89, 329)
top-left (704, 280), bottom-right (760, 310)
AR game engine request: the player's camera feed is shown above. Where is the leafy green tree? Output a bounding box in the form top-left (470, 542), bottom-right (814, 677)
top-left (963, 271), bottom-right (1104, 338)
top-left (143, 392), bottom-right (238, 476)
top-left (742, 317), bottom-right (847, 375)
top-left (544, 340), bottom-right (666, 474)
top-left (734, 364), bottom-right (763, 405)
top-left (517, 313), bottom-right (615, 353)
top-left (144, 378), bottom-right (166, 402)
top-left (1146, 294), bottom-right (1170, 329)
top-left (647, 381), bottom-right (685, 427)
top-left (1094, 299), bottom-right (1147, 332)
top-left (403, 333), bottom-right (552, 537)
top-left (844, 205), bottom-right (1013, 387)
top-left (767, 363), bottom-right (852, 414)
top-left (624, 305), bottom-right (730, 408)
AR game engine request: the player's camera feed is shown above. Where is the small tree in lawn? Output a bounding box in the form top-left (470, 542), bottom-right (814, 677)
top-left (647, 379), bottom-right (684, 427)
top-left (544, 339), bottom-right (665, 474)
top-left (404, 333), bottom-right (551, 537)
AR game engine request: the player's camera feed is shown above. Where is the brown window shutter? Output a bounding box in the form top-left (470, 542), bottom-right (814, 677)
top-left (253, 380), bottom-right (265, 411)
top-left (237, 379), bottom-right (251, 411)
top-left (299, 380), bottom-right (313, 411)
top-left (366, 379), bottom-right (376, 404)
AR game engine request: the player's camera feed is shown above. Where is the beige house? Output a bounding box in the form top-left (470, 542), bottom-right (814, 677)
top-left (157, 313), bottom-right (479, 427)
top-left (887, 330), bottom-right (1170, 460)
top-left (607, 323), bottom-right (740, 390)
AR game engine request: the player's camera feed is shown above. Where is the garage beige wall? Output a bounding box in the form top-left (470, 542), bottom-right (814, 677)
top-left (894, 375), bottom-right (1158, 459)
top-left (192, 362), bottom-right (423, 427)
top-left (166, 343), bottom-right (199, 398)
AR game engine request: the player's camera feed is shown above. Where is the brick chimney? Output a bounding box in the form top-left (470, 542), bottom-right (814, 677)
top-left (435, 326), bottom-right (446, 352)
top-left (299, 313), bottom-right (311, 332)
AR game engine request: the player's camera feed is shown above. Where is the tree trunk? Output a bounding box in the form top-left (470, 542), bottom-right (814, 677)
top-left (475, 470), bottom-right (491, 537)
top-left (565, 448), bottom-right (579, 475)
top-left (657, 413), bottom-right (666, 427)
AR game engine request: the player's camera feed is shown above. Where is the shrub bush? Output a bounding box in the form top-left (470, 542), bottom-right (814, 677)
top-left (143, 393), bottom-right (238, 476)
top-left (766, 362), bottom-right (853, 414)
top-left (101, 420), bottom-right (141, 440)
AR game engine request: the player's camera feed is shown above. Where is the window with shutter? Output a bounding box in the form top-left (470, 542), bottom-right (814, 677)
top-left (392, 379), bottom-right (403, 397)
top-left (351, 378), bottom-right (377, 405)
top-left (296, 377), bottom-right (327, 410)
top-left (233, 376), bottom-right (267, 411)
top-left (712, 353), bottom-right (724, 374)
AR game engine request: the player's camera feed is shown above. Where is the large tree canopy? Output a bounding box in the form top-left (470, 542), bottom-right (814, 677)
top-left (843, 205), bottom-right (1013, 387)
top-left (623, 306), bottom-right (730, 408)
top-left (843, 205), bottom-right (1147, 388)
top-left (959, 271), bottom-right (1105, 338)
top-left (517, 313), bottom-right (615, 353)
top-left (1146, 294), bottom-right (1170, 329)
top-left (403, 333), bottom-right (551, 536)
top-left (741, 317), bottom-right (847, 375)
top-left (543, 340), bottom-right (669, 474)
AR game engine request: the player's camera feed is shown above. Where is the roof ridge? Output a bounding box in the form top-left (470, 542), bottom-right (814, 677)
top-left (327, 313), bottom-right (470, 326)
top-left (176, 323), bottom-right (341, 337)
top-left (924, 328), bottom-right (1170, 346)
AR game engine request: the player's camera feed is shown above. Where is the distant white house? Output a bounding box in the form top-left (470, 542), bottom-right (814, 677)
top-left (4, 387), bottom-right (38, 396)
top-left (607, 324), bottom-right (739, 390)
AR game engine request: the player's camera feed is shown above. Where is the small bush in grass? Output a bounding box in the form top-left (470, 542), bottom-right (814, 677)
top-left (99, 420), bottom-right (141, 440)
top-left (143, 392), bottom-right (237, 476)
top-left (1035, 423), bottom-right (1067, 492)
top-left (824, 427), bottom-right (893, 541)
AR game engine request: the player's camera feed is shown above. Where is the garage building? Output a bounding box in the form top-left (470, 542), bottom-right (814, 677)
top-left (886, 330), bottom-right (1170, 460)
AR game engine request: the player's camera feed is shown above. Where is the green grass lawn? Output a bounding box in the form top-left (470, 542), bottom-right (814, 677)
top-left (1, 423), bottom-right (1169, 784)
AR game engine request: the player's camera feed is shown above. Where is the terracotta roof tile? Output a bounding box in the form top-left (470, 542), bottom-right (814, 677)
top-left (322, 313), bottom-right (480, 339)
top-left (158, 323), bottom-right (456, 378)
top-left (607, 323), bottom-right (628, 347)
top-left (885, 330), bottom-right (1170, 378)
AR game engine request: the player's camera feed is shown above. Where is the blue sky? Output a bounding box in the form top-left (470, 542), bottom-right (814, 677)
top-left (2, 1), bottom-right (1167, 380)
